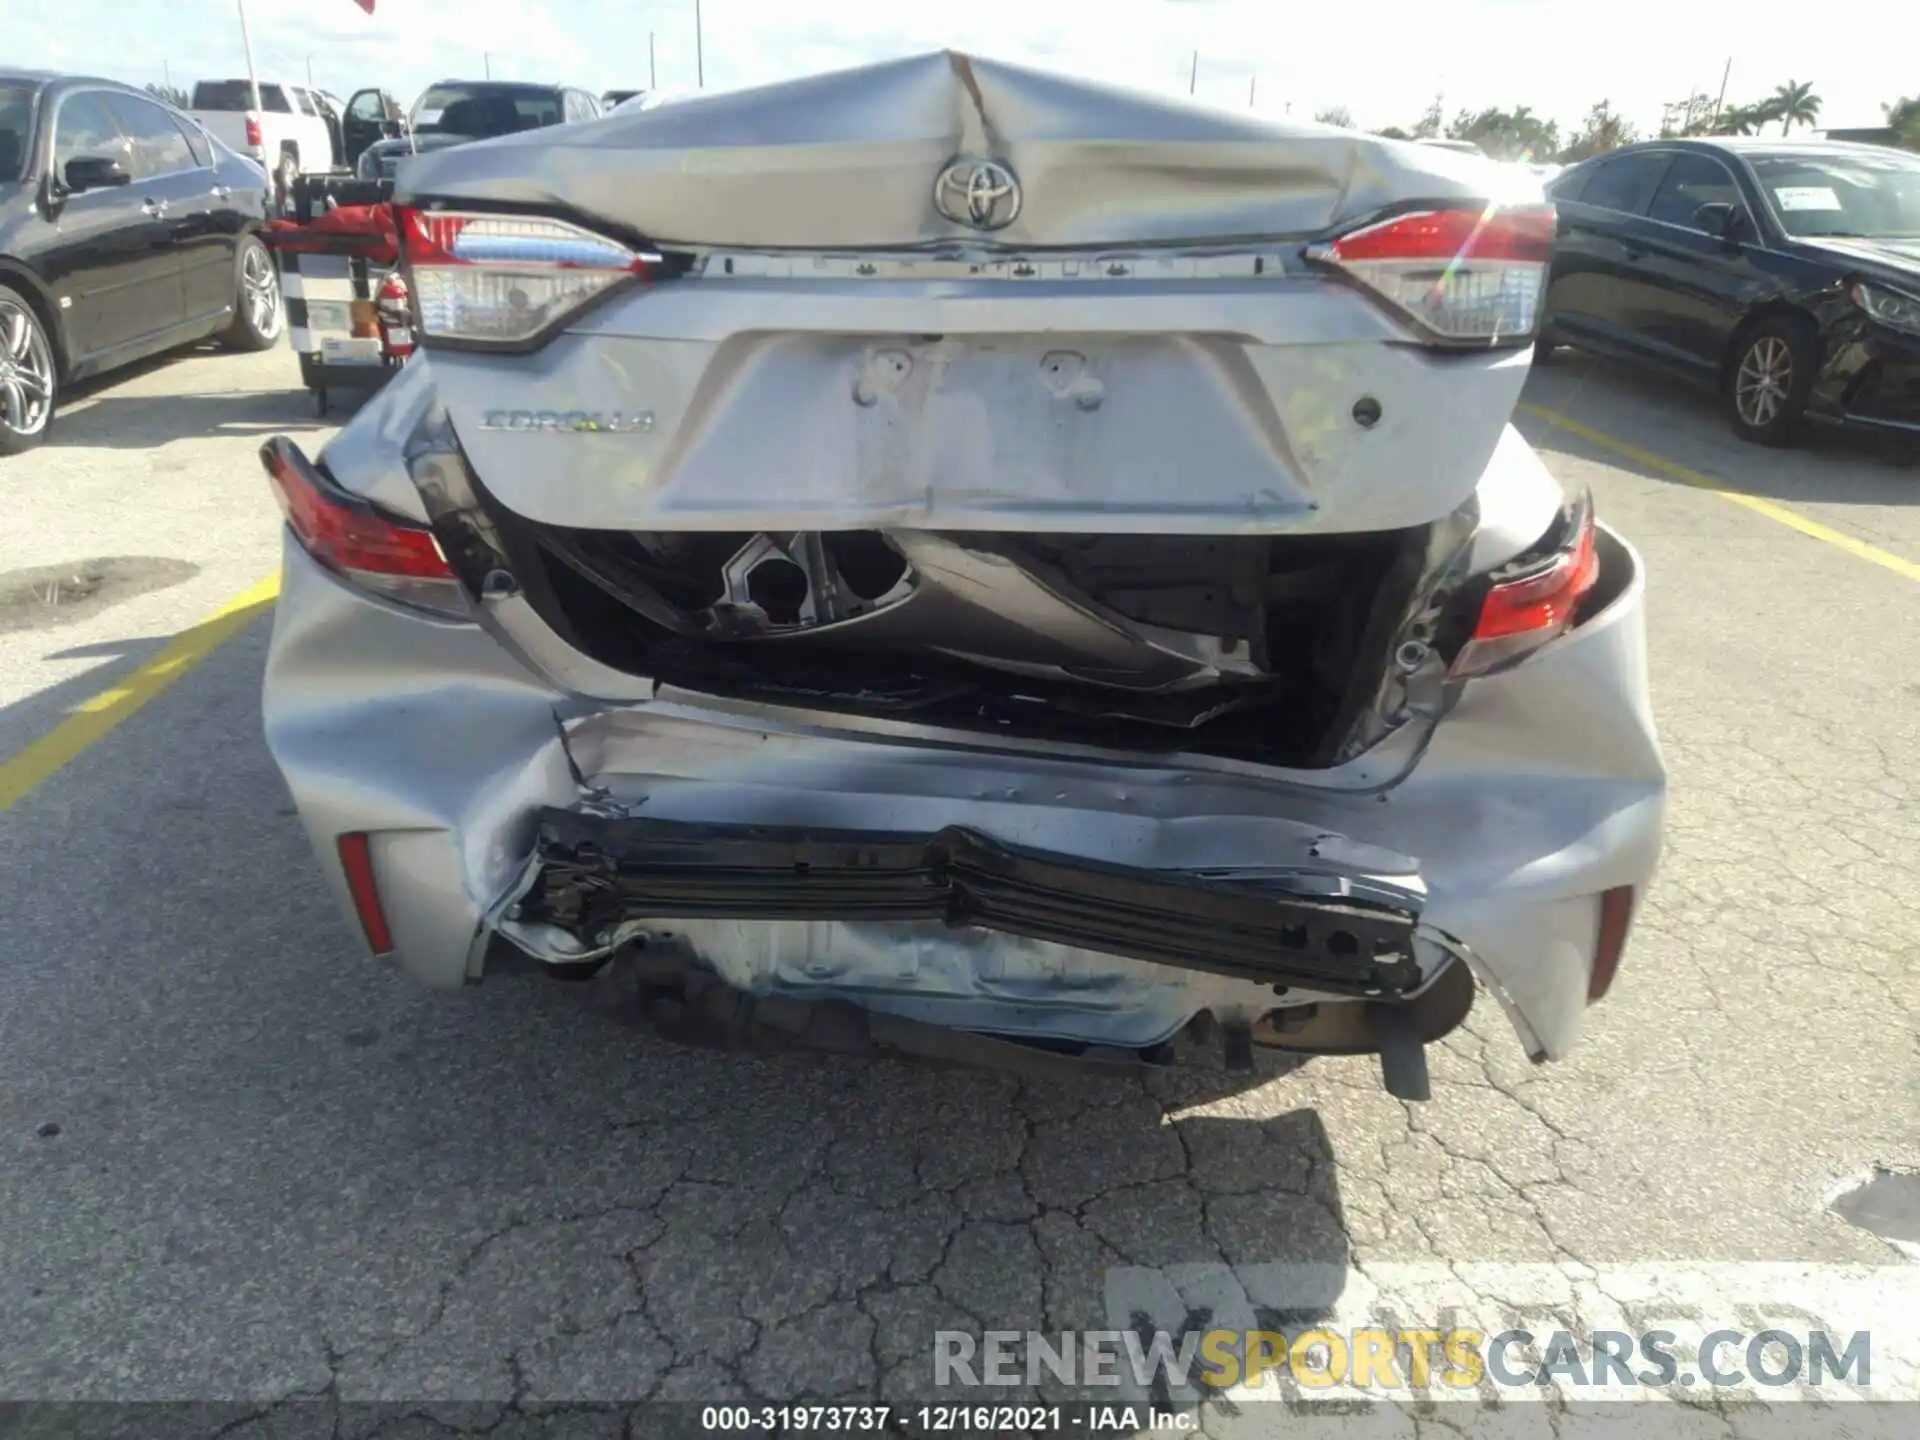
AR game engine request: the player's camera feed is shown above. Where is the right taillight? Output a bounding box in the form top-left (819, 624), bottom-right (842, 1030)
top-left (1452, 485), bottom-right (1600, 677)
top-left (398, 207), bottom-right (662, 349)
top-left (1309, 204), bottom-right (1555, 343)
top-left (244, 113), bottom-right (263, 150)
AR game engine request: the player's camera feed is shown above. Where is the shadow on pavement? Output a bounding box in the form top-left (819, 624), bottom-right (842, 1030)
top-left (1528, 351), bottom-right (1920, 509)
top-left (49, 387), bottom-right (328, 451)
top-left (0, 631), bottom-right (169, 767)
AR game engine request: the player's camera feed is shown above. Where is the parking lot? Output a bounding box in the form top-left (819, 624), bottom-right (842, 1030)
top-left (1, 338), bottom-right (1916, 1426)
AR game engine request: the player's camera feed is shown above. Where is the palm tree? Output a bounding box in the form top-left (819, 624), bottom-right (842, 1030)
top-left (1884, 96), bottom-right (1920, 150)
top-left (1771, 80), bottom-right (1821, 135)
top-left (1713, 99), bottom-right (1782, 137)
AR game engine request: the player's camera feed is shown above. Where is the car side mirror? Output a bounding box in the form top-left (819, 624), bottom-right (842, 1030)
top-left (1693, 201), bottom-right (1742, 242)
top-left (64, 155), bottom-right (132, 192)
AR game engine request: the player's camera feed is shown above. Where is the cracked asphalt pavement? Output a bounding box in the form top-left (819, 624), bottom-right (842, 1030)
top-left (0, 343), bottom-right (1915, 1433)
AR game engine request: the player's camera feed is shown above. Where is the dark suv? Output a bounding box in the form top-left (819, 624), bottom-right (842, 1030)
top-left (356, 81), bottom-right (602, 181)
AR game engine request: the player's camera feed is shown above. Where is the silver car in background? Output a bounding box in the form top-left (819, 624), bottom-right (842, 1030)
top-left (259, 52), bottom-right (1664, 1099)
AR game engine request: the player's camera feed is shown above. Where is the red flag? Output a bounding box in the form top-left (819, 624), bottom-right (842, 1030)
top-left (353, 0), bottom-right (375, 14)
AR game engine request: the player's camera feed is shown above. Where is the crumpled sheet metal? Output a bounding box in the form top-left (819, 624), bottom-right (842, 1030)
top-left (396, 50), bottom-right (1540, 249)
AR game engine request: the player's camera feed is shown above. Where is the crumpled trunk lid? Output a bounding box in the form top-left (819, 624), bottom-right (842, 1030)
top-left (395, 49), bottom-right (1517, 249)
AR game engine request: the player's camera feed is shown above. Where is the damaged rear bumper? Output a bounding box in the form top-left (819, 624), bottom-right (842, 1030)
top-left (515, 812), bottom-right (1423, 999)
top-left (263, 505), bottom-right (1663, 1078)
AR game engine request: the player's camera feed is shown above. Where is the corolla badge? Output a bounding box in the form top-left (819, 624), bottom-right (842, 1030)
top-left (933, 158), bottom-right (1022, 231)
top-left (478, 409), bottom-right (654, 434)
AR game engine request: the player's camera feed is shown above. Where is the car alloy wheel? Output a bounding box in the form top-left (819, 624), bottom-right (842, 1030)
top-left (244, 242), bottom-right (284, 342)
top-left (1734, 334), bottom-right (1793, 431)
top-left (0, 295), bottom-right (56, 447)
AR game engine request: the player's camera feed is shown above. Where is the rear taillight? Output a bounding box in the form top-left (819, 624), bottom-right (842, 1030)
top-left (244, 113), bottom-right (263, 150)
top-left (397, 207), bottom-right (662, 348)
top-left (1309, 205), bottom-right (1554, 343)
top-left (1452, 485), bottom-right (1600, 677)
top-left (260, 437), bottom-right (467, 615)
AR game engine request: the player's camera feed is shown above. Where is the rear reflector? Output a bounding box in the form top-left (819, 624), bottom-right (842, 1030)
top-left (1587, 885), bottom-right (1637, 1002)
top-left (1310, 205), bottom-right (1555, 343)
top-left (398, 207), bottom-right (662, 348)
top-left (336, 832), bottom-right (395, 955)
top-left (1452, 486), bottom-right (1600, 677)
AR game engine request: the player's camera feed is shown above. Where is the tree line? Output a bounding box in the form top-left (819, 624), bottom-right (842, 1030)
top-left (1313, 81), bottom-right (1920, 162)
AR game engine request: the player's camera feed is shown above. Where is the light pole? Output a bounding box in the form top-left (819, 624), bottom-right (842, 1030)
top-left (1189, 50), bottom-right (1198, 96)
top-left (650, 32), bottom-right (657, 89)
top-left (695, 0), bottom-right (705, 88)
top-left (235, 0), bottom-right (263, 118)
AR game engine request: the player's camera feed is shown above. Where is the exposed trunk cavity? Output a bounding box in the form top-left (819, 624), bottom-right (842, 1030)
top-left (510, 514), bottom-right (1433, 768)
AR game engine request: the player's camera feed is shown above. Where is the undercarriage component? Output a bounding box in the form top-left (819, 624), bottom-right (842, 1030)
top-left (518, 809), bottom-right (1423, 998)
top-left (1248, 959), bottom-right (1475, 1099)
top-left (603, 940), bottom-right (1187, 1081)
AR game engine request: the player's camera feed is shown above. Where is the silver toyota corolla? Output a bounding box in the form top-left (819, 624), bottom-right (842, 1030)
top-left (259, 52), bottom-right (1665, 1099)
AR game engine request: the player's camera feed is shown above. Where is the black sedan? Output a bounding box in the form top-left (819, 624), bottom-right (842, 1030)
top-left (1540, 138), bottom-right (1920, 446)
top-left (0, 69), bottom-right (279, 455)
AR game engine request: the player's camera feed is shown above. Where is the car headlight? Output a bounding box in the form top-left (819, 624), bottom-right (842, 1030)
top-left (1849, 281), bottom-right (1920, 334)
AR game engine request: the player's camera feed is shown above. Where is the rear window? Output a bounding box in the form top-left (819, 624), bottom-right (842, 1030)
top-left (410, 84), bottom-right (563, 136)
top-left (0, 84), bottom-right (34, 183)
top-left (191, 81), bottom-right (291, 113)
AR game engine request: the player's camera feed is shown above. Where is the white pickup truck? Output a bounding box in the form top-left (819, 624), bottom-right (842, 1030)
top-left (188, 79), bottom-right (344, 204)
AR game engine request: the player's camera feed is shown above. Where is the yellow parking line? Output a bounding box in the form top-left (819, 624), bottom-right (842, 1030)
top-left (0, 577), bottom-right (280, 815)
top-left (1518, 402), bottom-right (1920, 583)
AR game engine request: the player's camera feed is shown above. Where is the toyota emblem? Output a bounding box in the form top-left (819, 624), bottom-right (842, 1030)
top-left (933, 158), bottom-right (1022, 231)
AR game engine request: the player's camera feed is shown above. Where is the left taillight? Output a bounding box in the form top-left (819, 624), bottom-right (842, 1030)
top-left (1452, 485), bottom-right (1600, 677)
top-left (397, 207), bottom-right (662, 349)
top-left (260, 436), bottom-right (468, 616)
top-left (1308, 204), bottom-right (1555, 344)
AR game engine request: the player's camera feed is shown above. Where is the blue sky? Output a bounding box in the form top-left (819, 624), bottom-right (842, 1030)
top-left (12, 0), bottom-right (1914, 135)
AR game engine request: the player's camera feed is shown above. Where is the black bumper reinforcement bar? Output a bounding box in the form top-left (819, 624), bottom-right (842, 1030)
top-left (520, 810), bottom-right (1423, 998)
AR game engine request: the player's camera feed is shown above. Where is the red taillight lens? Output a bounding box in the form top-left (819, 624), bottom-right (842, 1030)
top-left (261, 437), bottom-right (468, 616)
top-left (262, 438), bottom-right (450, 580)
top-left (337, 832), bottom-right (395, 955)
top-left (1453, 487), bottom-right (1600, 677)
top-left (1326, 207), bottom-right (1555, 264)
top-left (1311, 204), bottom-right (1555, 343)
top-left (1587, 885), bottom-right (1637, 1002)
top-left (397, 206), bottom-right (662, 348)
top-left (1475, 507), bottom-right (1597, 640)
top-left (244, 114), bottom-right (263, 149)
